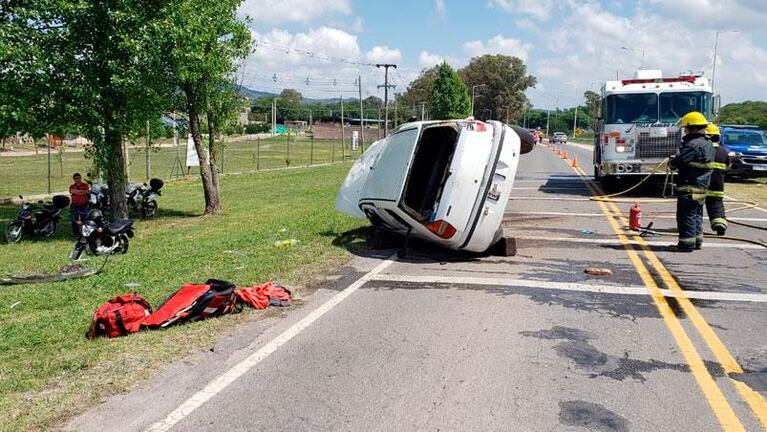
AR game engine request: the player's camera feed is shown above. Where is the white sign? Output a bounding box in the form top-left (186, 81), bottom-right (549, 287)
top-left (649, 127), bottom-right (668, 138)
top-left (186, 136), bottom-right (201, 167)
top-left (352, 130), bottom-right (359, 151)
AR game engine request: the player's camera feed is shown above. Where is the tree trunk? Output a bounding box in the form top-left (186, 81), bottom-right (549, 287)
top-left (105, 127), bottom-right (129, 221)
top-left (185, 84), bottom-right (221, 215)
top-left (206, 113), bottom-right (222, 199)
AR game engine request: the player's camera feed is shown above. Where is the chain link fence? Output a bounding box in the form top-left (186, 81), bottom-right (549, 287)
top-left (0, 132), bottom-right (370, 198)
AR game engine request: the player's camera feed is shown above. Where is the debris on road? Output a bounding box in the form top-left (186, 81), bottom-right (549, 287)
top-left (1, 262), bottom-right (103, 285)
top-left (584, 267), bottom-right (614, 277)
top-left (336, 119), bottom-right (534, 253)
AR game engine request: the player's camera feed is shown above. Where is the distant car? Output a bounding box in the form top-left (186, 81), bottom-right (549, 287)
top-left (551, 132), bottom-right (567, 144)
top-left (335, 119), bottom-right (534, 253)
top-left (720, 125), bottom-right (767, 177)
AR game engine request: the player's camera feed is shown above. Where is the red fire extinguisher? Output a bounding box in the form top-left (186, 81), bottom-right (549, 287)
top-left (629, 203), bottom-right (642, 231)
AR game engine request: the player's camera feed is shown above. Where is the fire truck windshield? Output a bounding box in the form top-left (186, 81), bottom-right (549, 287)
top-left (604, 93), bottom-right (658, 124)
top-left (604, 91), bottom-right (712, 124)
top-left (659, 92), bottom-right (712, 123)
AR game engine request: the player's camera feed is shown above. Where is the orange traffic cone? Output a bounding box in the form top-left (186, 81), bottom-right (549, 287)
top-left (571, 156), bottom-right (579, 168)
top-left (562, 150), bottom-right (568, 159)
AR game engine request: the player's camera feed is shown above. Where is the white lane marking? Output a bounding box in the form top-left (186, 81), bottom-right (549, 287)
top-left (369, 274), bottom-right (767, 303)
top-left (146, 255), bottom-right (398, 432)
top-left (725, 194), bottom-right (767, 214)
top-left (504, 210), bottom-right (767, 222)
top-left (512, 235), bottom-right (764, 250)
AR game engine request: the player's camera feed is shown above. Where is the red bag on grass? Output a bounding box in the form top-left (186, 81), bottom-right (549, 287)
top-left (86, 294), bottom-right (152, 339)
top-left (236, 282), bottom-right (292, 309)
top-left (141, 279), bottom-right (237, 329)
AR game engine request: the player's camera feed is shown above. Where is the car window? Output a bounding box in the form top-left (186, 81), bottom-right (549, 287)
top-left (725, 131), bottom-right (767, 146)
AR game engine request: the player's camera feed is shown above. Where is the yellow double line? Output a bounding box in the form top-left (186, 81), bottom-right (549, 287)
top-left (564, 157), bottom-right (767, 431)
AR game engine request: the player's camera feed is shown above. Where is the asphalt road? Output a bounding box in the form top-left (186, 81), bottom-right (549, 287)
top-left (70, 141), bottom-right (767, 432)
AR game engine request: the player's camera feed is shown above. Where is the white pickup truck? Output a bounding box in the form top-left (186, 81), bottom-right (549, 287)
top-left (336, 119), bottom-right (534, 253)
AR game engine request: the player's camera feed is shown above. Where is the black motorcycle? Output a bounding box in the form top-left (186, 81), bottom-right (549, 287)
top-left (126, 178), bottom-right (163, 218)
top-left (70, 209), bottom-right (134, 260)
top-left (4, 195), bottom-right (70, 243)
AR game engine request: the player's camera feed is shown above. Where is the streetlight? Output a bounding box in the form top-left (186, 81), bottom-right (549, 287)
top-left (471, 84), bottom-right (486, 118)
top-left (712, 30), bottom-right (739, 94)
top-left (621, 46), bottom-right (645, 70)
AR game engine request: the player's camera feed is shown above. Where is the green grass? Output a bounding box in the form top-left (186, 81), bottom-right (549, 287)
top-left (726, 177), bottom-right (767, 206)
top-left (0, 135), bottom-right (361, 198)
top-left (0, 163), bottom-right (368, 430)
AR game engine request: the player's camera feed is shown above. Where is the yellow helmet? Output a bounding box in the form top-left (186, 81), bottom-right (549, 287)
top-left (679, 111), bottom-right (708, 127)
top-left (706, 123), bottom-right (720, 136)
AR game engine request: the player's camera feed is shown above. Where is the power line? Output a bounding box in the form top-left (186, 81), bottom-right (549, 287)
top-left (253, 39), bottom-right (377, 67)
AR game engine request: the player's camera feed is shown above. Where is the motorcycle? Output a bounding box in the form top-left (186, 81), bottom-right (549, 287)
top-left (70, 209), bottom-right (134, 260)
top-left (126, 178), bottom-right (163, 218)
top-left (88, 182), bottom-right (111, 212)
top-left (4, 195), bottom-right (70, 243)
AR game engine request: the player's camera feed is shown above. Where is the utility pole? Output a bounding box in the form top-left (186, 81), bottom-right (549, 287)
top-left (376, 63), bottom-right (397, 136)
top-left (358, 75), bottom-right (364, 151)
top-left (145, 120), bottom-right (150, 179)
top-left (340, 95), bottom-right (345, 159)
top-left (712, 30), bottom-right (738, 94)
top-left (471, 84), bottom-right (486, 118)
top-left (546, 109), bottom-right (551, 136)
top-left (421, 102), bottom-right (426, 121)
top-left (271, 98), bottom-right (276, 136)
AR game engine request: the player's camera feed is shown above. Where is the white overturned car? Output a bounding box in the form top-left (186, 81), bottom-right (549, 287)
top-left (336, 119), bottom-right (534, 253)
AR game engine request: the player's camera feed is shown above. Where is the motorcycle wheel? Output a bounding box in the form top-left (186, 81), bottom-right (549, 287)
top-left (41, 221), bottom-right (56, 237)
top-left (142, 201), bottom-right (157, 218)
top-left (4, 222), bottom-right (23, 243)
top-left (119, 237), bottom-right (130, 255)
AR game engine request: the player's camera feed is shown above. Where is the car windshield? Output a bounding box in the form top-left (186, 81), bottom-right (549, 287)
top-left (724, 131), bottom-right (767, 146)
top-left (604, 93), bottom-right (658, 124)
top-left (659, 92), bottom-right (712, 123)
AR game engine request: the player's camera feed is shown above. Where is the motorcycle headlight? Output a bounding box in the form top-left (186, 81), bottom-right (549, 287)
top-left (81, 224), bottom-right (95, 237)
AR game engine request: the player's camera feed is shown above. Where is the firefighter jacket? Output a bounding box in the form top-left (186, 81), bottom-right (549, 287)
top-left (669, 132), bottom-right (716, 195)
top-left (711, 143), bottom-right (731, 172)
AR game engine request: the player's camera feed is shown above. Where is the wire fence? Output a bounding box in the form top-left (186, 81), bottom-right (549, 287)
top-left (0, 133), bottom-right (369, 198)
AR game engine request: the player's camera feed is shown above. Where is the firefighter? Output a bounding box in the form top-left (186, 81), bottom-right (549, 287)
top-left (704, 123), bottom-right (730, 235)
top-left (669, 111), bottom-right (716, 252)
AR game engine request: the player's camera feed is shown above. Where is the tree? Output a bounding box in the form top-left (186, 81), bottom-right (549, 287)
top-left (279, 89), bottom-right (303, 104)
top-left (459, 55), bottom-right (536, 123)
top-left (3, 1), bottom-right (170, 220)
top-left (719, 101), bottom-right (767, 129)
top-left (398, 66), bottom-right (439, 119)
top-left (584, 91), bottom-right (600, 120)
top-left (160, 0), bottom-right (251, 215)
top-left (430, 62), bottom-right (471, 120)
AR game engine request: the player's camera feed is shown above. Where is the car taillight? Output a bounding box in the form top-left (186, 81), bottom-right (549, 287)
top-left (425, 220), bottom-right (457, 239)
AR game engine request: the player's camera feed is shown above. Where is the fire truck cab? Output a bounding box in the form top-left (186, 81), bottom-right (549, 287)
top-left (593, 70), bottom-right (717, 189)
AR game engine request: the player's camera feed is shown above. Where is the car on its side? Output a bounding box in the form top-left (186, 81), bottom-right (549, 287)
top-left (720, 125), bottom-right (767, 177)
top-left (551, 132), bottom-right (567, 144)
top-left (335, 119), bottom-right (534, 253)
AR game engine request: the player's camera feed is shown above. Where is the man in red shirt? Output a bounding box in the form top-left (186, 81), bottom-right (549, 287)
top-left (69, 172), bottom-right (90, 236)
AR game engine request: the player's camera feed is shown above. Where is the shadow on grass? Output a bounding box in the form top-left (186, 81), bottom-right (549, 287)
top-left (320, 226), bottom-right (488, 264)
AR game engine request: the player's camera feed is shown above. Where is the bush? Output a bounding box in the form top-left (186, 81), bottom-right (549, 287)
top-left (245, 123), bottom-right (271, 134)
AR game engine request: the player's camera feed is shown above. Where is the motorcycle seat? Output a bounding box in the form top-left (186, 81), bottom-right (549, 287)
top-left (107, 219), bottom-right (133, 234)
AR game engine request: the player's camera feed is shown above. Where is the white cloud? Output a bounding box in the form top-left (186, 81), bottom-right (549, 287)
top-left (435, 0), bottom-right (447, 21)
top-left (462, 35), bottom-right (533, 61)
top-left (487, 0), bottom-right (555, 20)
top-left (350, 17), bottom-right (365, 33)
top-left (239, 0), bottom-right (351, 24)
top-left (649, 0), bottom-right (767, 28)
top-left (527, 2), bottom-right (767, 108)
top-left (365, 46), bottom-right (402, 64)
top-left (418, 51), bottom-right (443, 69)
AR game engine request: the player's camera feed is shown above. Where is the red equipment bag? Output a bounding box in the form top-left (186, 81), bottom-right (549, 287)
top-left (141, 279), bottom-right (237, 329)
top-left (86, 294), bottom-right (153, 339)
top-left (236, 282), bottom-right (292, 310)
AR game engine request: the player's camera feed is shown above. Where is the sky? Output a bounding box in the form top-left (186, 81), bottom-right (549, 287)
top-left (238, 0), bottom-right (767, 110)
